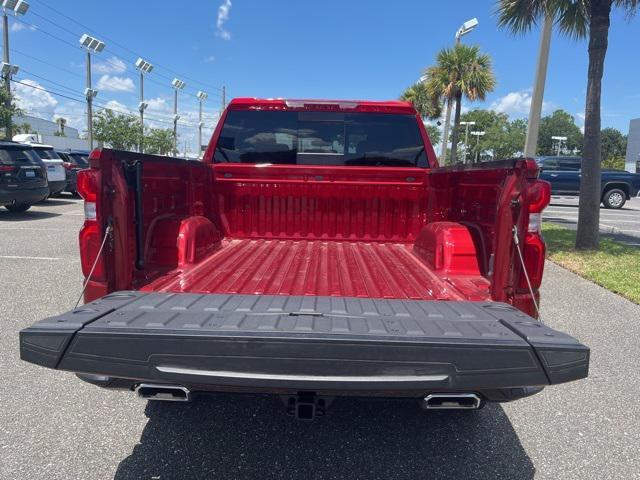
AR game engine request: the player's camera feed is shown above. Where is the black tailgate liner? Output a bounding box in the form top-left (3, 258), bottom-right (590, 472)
top-left (20, 292), bottom-right (589, 392)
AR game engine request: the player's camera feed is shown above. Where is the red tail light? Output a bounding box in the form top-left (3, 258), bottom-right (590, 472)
top-left (79, 221), bottom-right (106, 280)
top-left (518, 180), bottom-right (551, 290)
top-left (77, 168), bottom-right (105, 280)
top-left (77, 169), bottom-right (100, 203)
top-left (62, 162), bottom-right (73, 170)
top-left (0, 165), bottom-right (15, 173)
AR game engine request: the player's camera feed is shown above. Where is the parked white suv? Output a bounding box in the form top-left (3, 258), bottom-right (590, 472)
top-left (21, 143), bottom-right (67, 196)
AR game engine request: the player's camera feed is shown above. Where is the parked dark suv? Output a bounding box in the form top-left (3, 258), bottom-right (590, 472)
top-left (536, 156), bottom-right (640, 209)
top-left (57, 149), bottom-right (89, 196)
top-left (0, 142), bottom-right (49, 212)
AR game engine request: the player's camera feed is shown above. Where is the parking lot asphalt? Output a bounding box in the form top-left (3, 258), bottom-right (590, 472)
top-left (1, 198), bottom-right (639, 480)
top-left (544, 196), bottom-right (640, 246)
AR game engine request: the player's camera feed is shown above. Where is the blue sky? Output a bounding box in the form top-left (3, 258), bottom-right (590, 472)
top-left (7, 0), bottom-right (640, 154)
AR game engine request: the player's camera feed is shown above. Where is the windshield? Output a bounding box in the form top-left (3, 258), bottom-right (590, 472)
top-left (33, 148), bottom-right (62, 160)
top-left (214, 110), bottom-right (428, 167)
top-left (0, 147), bottom-right (42, 165)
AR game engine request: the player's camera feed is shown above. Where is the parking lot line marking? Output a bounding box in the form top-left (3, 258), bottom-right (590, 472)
top-left (0, 255), bottom-right (61, 261)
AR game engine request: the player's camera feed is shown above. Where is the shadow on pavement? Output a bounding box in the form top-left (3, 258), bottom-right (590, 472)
top-left (115, 395), bottom-right (534, 480)
top-left (0, 210), bottom-right (61, 221)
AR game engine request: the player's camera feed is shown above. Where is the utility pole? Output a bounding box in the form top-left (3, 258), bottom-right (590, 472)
top-left (79, 34), bottom-right (105, 151)
top-left (524, 15), bottom-right (553, 158)
top-left (135, 58), bottom-right (153, 153)
top-left (173, 88), bottom-right (178, 155)
top-left (2, 1), bottom-right (30, 140)
top-left (196, 91), bottom-right (208, 159)
top-left (139, 70), bottom-right (144, 152)
top-left (440, 18), bottom-right (479, 164)
top-left (2, 12), bottom-right (11, 140)
top-left (171, 78), bottom-right (185, 156)
top-left (460, 121), bottom-right (476, 163)
top-left (221, 85), bottom-right (226, 110)
top-left (85, 50), bottom-right (93, 150)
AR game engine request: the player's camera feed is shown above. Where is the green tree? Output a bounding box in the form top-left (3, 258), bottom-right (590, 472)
top-left (92, 109), bottom-right (141, 151)
top-left (144, 128), bottom-right (175, 156)
top-left (14, 122), bottom-right (32, 135)
top-left (497, 0), bottom-right (640, 250)
top-left (537, 110), bottom-right (583, 155)
top-left (600, 127), bottom-right (627, 169)
top-left (0, 88), bottom-right (24, 140)
top-left (459, 109), bottom-right (527, 161)
top-left (400, 82), bottom-right (442, 120)
top-left (424, 44), bottom-right (496, 164)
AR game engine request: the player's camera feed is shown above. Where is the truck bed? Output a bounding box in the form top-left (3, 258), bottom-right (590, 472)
top-left (142, 238), bottom-right (490, 301)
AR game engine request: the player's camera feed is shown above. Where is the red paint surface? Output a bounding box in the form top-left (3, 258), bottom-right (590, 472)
top-left (142, 238), bottom-right (488, 300)
top-left (80, 99), bottom-right (546, 316)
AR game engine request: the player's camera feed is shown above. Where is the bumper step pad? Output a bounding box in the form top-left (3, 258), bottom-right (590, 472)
top-left (20, 292), bottom-right (589, 394)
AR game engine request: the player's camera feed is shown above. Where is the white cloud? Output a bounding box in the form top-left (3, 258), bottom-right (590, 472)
top-left (11, 22), bottom-right (36, 32)
top-left (203, 55), bottom-right (216, 63)
top-left (490, 90), bottom-right (553, 117)
top-left (13, 79), bottom-right (58, 118)
top-left (216, 0), bottom-right (232, 40)
top-left (96, 75), bottom-right (135, 93)
top-left (102, 100), bottom-right (130, 113)
top-left (94, 56), bottom-right (127, 74)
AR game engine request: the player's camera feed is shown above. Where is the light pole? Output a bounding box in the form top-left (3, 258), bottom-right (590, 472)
top-left (2, 0), bottom-right (29, 140)
top-left (460, 120), bottom-right (476, 163)
top-left (196, 91), bottom-right (208, 159)
top-left (471, 130), bottom-right (485, 163)
top-left (135, 58), bottom-right (153, 153)
top-left (524, 15), bottom-right (553, 158)
top-left (441, 17), bottom-right (479, 164)
top-left (79, 34), bottom-right (105, 150)
top-left (552, 135), bottom-right (567, 156)
top-left (171, 78), bottom-right (185, 156)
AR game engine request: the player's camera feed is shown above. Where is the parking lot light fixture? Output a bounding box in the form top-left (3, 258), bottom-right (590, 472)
top-left (135, 58), bottom-right (153, 153)
top-left (455, 17), bottom-right (479, 44)
top-left (79, 34), bottom-right (105, 150)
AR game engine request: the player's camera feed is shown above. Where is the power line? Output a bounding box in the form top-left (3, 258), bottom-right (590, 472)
top-left (29, 0), bottom-right (224, 93)
top-left (11, 78), bottom-right (203, 128)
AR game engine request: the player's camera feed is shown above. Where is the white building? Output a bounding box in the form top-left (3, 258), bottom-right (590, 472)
top-left (625, 118), bottom-right (640, 173)
top-left (12, 114), bottom-right (89, 151)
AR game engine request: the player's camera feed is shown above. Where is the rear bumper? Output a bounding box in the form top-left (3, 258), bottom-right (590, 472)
top-left (0, 185), bottom-right (49, 206)
top-left (47, 180), bottom-right (67, 196)
top-left (20, 292), bottom-right (589, 399)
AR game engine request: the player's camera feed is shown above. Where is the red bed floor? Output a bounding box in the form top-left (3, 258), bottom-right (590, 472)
top-left (143, 239), bottom-right (490, 301)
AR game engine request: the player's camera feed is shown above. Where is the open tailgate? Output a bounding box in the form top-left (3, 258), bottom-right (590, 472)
top-left (20, 292), bottom-right (589, 393)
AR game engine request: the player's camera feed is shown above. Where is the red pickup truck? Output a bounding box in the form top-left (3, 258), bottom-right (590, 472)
top-left (20, 98), bottom-right (588, 419)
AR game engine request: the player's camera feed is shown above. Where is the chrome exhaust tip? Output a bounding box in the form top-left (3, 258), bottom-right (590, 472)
top-left (135, 383), bottom-right (191, 402)
top-left (422, 393), bottom-right (481, 410)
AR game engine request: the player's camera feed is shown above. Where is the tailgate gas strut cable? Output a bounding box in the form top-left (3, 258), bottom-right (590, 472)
top-left (512, 226), bottom-right (543, 323)
top-left (74, 223), bottom-right (113, 309)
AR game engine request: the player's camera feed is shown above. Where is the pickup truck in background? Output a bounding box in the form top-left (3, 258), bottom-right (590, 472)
top-left (536, 155), bottom-right (640, 209)
top-left (19, 98), bottom-right (589, 420)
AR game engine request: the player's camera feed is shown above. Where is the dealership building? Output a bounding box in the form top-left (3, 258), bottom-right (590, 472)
top-left (626, 118), bottom-right (640, 173)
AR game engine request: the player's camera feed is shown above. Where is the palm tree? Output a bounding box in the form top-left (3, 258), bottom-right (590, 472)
top-left (400, 82), bottom-right (442, 120)
top-left (425, 45), bottom-right (496, 164)
top-left (497, 0), bottom-right (640, 250)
